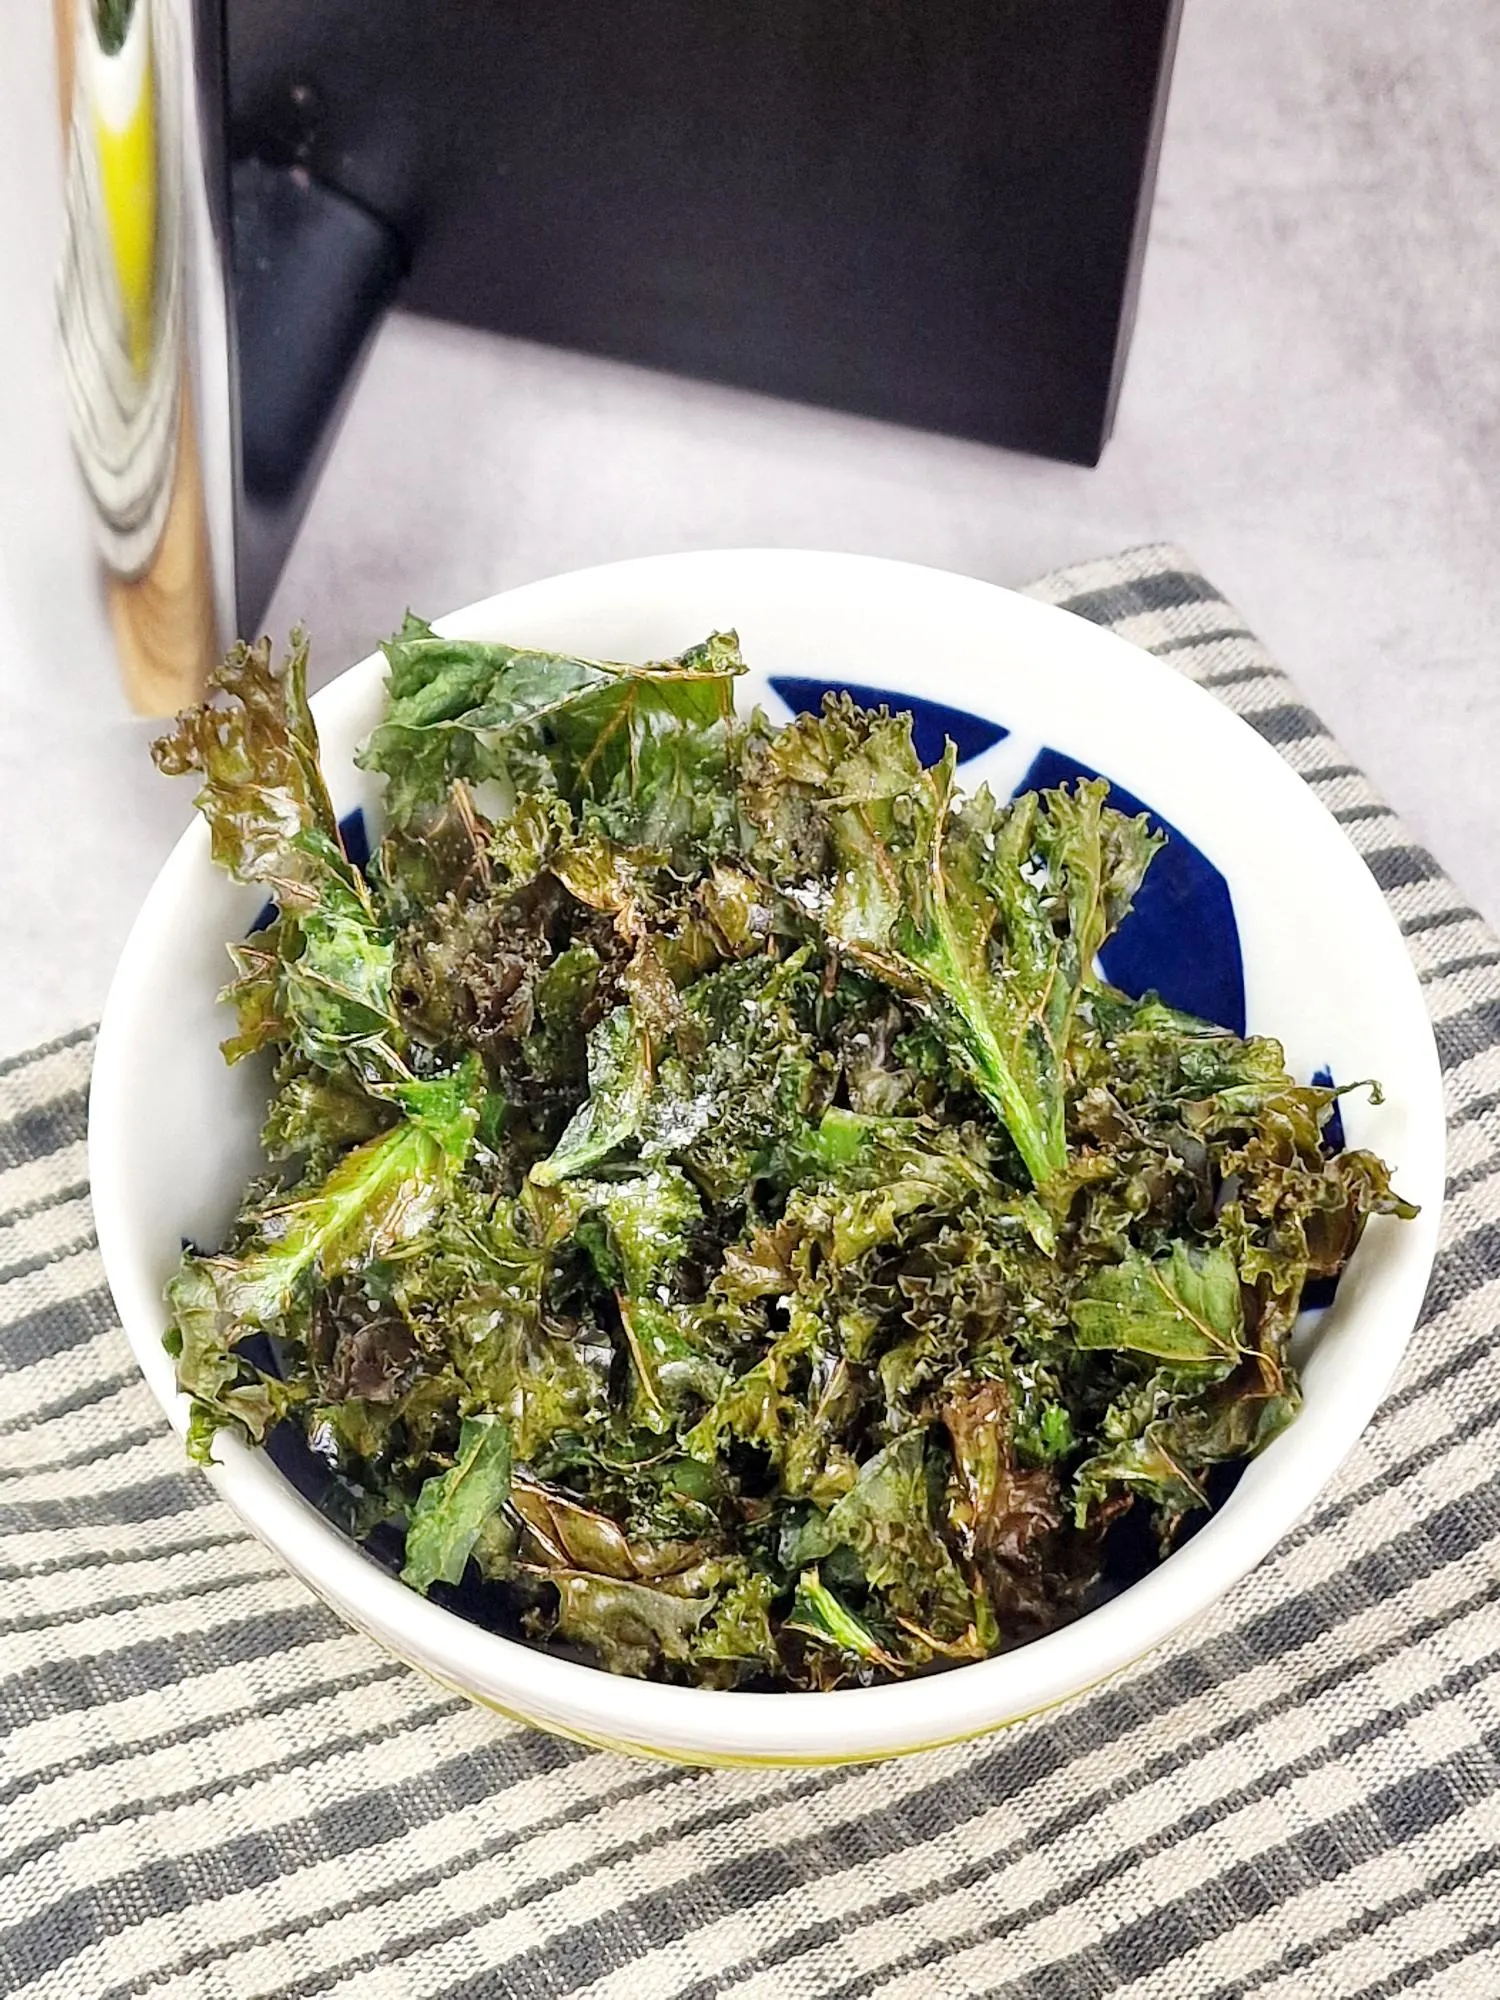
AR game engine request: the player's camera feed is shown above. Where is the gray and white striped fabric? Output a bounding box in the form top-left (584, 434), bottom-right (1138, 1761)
top-left (4, 544), bottom-right (1498, 1999)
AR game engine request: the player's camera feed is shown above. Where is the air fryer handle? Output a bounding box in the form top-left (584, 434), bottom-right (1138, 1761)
top-left (231, 157), bottom-right (404, 628)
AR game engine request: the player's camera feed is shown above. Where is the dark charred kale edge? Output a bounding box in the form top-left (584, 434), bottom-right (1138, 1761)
top-left (151, 621), bottom-right (1417, 1691)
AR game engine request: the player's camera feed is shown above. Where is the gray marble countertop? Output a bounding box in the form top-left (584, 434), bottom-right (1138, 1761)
top-left (3, 0), bottom-right (1497, 1059)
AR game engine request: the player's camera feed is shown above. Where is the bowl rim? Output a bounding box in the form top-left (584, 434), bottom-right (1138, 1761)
top-left (89, 546), bottom-right (1446, 1762)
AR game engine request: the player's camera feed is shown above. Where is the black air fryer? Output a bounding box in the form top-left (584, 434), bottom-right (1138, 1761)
top-left (54, 0), bottom-right (1183, 704)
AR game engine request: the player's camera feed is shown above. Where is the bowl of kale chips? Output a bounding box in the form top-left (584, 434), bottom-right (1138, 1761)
top-left (92, 550), bottom-right (1443, 1764)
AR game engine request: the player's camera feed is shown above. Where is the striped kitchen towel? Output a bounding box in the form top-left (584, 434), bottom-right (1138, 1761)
top-left (3, 543), bottom-right (1498, 2000)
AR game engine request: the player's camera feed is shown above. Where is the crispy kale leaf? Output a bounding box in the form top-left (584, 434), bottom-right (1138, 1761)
top-left (740, 698), bottom-right (1160, 1186)
top-left (549, 1572), bottom-right (712, 1677)
top-left (568, 1167), bottom-right (727, 1428)
top-left (786, 1570), bottom-right (902, 1674)
top-left (153, 633), bottom-right (399, 1072)
top-left (814, 1431), bottom-right (977, 1643)
top-left (167, 1061), bottom-right (483, 1458)
top-left (357, 617), bottom-right (746, 852)
top-left (401, 1413), bottom-right (512, 1592)
top-left (1070, 1242), bottom-right (1245, 1368)
top-left (529, 1006), bottom-right (651, 1186)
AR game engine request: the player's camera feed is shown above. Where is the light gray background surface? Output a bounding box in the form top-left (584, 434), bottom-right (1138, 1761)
top-left (2, 1), bottom-right (1496, 1057)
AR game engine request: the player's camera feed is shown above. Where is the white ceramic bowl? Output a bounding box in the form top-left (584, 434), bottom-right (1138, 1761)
top-left (90, 549), bottom-right (1445, 1765)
